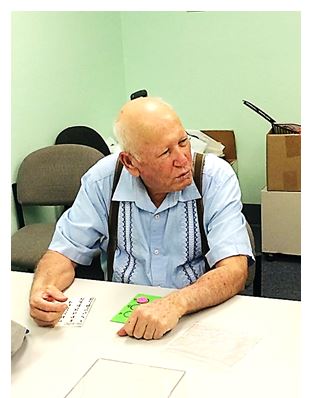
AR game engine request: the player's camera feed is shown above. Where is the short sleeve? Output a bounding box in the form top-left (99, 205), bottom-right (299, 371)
top-left (48, 170), bottom-right (111, 265)
top-left (202, 155), bottom-right (254, 267)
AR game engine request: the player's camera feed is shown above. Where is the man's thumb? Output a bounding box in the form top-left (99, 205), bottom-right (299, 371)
top-left (44, 286), bottom-right (68, 302)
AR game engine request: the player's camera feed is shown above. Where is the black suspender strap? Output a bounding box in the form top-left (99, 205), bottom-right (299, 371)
top-left (193, 152), bottom-right (210, 272)
top-left (106, 159), bottom-right (123, 282)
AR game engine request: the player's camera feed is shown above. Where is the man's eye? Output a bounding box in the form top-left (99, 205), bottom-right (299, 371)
top-left (160, 149), bottom-right (169, 156)
top-left (179, 138), bottom-right (189, 146)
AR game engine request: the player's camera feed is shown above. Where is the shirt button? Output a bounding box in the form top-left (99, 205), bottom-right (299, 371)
top-left (154, 214), bottom-right (160, 220)
top-left (154, 249), bottom-right (159, 255)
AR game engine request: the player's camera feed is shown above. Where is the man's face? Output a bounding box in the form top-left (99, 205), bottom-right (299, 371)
top-left (134, 125), bottom-right (193, 200)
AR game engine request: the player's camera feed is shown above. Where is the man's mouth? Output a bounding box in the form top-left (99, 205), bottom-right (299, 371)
top-left (176, 170), bottom-right (192, 181)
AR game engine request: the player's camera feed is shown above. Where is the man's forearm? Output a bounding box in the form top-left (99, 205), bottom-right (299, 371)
top-left (31, 250), bottom-right (76, 294)
top-left (166, 255), bottom-right (248, 317)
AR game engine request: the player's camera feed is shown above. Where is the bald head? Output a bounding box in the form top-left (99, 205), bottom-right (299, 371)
top-left (114, 97), bottom-right (184, 157)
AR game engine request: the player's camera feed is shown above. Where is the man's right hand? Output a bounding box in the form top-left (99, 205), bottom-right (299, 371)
top-left (29, 285), bottom-right (68, 327)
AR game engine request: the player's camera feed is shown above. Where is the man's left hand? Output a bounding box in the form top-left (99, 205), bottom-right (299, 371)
top-left (117, 296), bottom-right (183, 340)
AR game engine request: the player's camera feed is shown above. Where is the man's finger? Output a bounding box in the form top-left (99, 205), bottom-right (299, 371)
top-left (33, 298), bottom-right (67, 313)
top-left (32, 317), bottom-right (59, 327)
top-left (117, 327), bottom-right (128, 337)
top-left (117, 313), bottom-right (139, 337)
top-left (132, 321), bottom-right (148, 339)
top-left (143, 323), bottom-right (156, 340)
top-left (30, 306), bottom-right (64, 322)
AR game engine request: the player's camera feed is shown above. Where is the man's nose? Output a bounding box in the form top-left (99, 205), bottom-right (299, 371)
top-left (173, 147), bottom-right (188, 167)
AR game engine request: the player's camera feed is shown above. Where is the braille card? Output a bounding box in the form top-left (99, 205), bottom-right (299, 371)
top-left (58, 297), bottom-right (95, 326)
top-left (111, 293), bottom-right (161, 324)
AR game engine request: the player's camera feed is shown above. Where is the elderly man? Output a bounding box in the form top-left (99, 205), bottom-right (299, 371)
top-left (29, 97), bottom-right (254, 340)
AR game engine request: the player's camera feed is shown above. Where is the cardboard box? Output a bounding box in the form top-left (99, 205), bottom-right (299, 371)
top-left (201, 130), bottom-right (238, 173)
top-left (266, 131), bottom-right (301, 191)
top-left (261, 187), bottom-right (301, 255)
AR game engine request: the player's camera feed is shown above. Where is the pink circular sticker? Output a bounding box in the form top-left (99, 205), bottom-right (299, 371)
top-left (136, 296), bottom-right (149, 304)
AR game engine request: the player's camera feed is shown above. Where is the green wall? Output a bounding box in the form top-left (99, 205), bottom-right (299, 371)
top-left (120, 11), bottom-right (301, 203)
top-left (11, 11), bottom-right (300, 231)
top-left (11, 12), bottom-right (126, 230)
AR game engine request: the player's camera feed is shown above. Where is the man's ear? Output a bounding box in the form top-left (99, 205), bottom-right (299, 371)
top-left (119, 152), bottom-right (140, 177)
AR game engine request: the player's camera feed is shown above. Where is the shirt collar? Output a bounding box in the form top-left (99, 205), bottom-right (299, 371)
top-left (112, 168), bottom-right (201, 213)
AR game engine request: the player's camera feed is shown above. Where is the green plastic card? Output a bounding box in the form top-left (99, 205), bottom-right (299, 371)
top-left (111, 293), bottom-right (161, 324)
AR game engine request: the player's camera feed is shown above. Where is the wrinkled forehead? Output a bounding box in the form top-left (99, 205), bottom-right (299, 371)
top-left (135, 117), bottom-right (185, 146)
top-left (135, 126), bottom-right (188, 160)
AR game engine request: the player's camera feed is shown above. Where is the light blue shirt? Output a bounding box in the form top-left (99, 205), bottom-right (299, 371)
top-left (49, 152), bottom-right (254, 288)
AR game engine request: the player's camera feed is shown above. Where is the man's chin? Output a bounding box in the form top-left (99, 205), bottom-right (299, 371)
top-left (172, 176), bottom-right (193, 191)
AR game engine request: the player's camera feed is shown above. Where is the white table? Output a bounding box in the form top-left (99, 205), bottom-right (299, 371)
top-left (11, 271), bottom-right (300, 398)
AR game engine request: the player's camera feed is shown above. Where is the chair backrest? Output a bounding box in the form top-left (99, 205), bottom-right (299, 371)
top-left (55, 126), bottom-right (111, 156)
top-left (16, 144), bottom-right (104, 206)
top-left (245, 222), bottom-right (256, 287)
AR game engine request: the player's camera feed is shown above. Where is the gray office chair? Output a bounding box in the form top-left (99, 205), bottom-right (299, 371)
top-left (11, 144), bottom-right (104, 273)
top-left (245, 222), bottom-right (262, 296)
